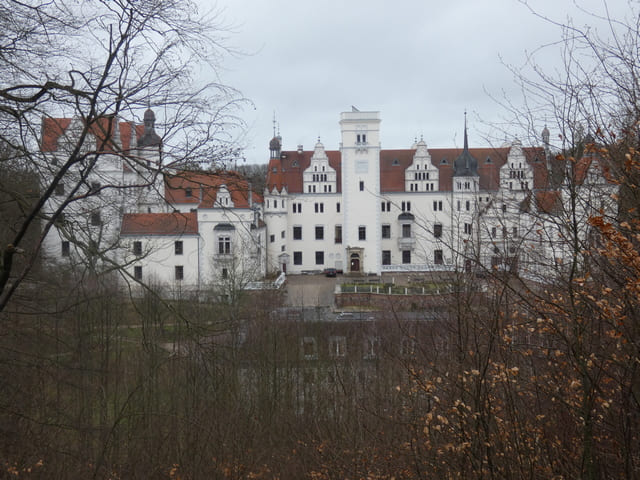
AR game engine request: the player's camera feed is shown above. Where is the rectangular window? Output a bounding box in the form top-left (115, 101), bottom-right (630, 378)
top-left (381, 224), bottom-right (391, 239)
top-left (382, 250), bottom-right (391, 265)
top-left (359, 181), bottom-right (364, 191)
top-left (134, 266), bottom-right (142, 281)
top-left (402, 224), bottom-right (411, 238)
top-left (402, 250), bottom-right (411, 264)
top-left (133, 241), bottom-right (142, 255)
top-left (336, 202), bottom-right (340, 212)
top-left (270, 234), bottom-right (275, 243)
top-left (401, 201), bottom-right (411, 212)
top-left (434, 224), bottom-right (442, 238)
top-left (185, 187), bottom-right (192, 198)
top-left (302, 337), bottom-right (317, 360)
top-left (465, 200), bottom-right (470, 211)
top-left (335, 225), bottom-right (342, 244)
top-left (315, 203), bottom-right (324, 213)
top-left (364, 337), bottom-right (379, 359)
top-left (91, 212), bottom-right (101, 226)
top-left (175, 265), bottom-right (184, 281)
top-left (293, 226), bottom-right (302, 240)
top-left (358, 226), bottom-right (366, 241)
top-left (329, 336), bottom-right (347, 358)
top-left (294, 251), bottom-right (302, 265)
top-left (512, 227), bottom-right (518, 237)
top-left (315, 251), bottom-right (324, 265)
top-left (491, 227), bottom-right (497, 238)
top-left (315, 226), bottom-right (324, 240)
top-left (175, 241), bottom-right (183, 255)
top-left (55, 183), bottom-right (65, 196)
top-left (464, 223), bottom-right (472, 235)
top-left (218, 236), bottom-right (231, 254)
top-left (281, 230), bottom-right (285, 238)
top-left (61, 241), bottom-right (70, 257)
top-left (222, 268), bottom-right (228, 279)
top-left (434, 249), bottom-right (443, 265)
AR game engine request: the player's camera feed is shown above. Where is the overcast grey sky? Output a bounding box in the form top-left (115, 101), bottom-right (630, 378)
top-left (206, 0), bottom-right (629, 164)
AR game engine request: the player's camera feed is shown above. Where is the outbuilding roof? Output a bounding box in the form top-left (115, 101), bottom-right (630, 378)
top-left (164, 170), bottom-right (262, 208)
top-left (120, 211), bottom-right (198, 236)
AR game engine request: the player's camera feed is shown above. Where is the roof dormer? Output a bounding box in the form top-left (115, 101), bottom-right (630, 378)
top-left (215, 184), bottom-right (234, 208)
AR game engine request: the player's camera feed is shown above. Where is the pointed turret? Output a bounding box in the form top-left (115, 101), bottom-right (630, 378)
top-left (453, 113), bottom-right (478, 177)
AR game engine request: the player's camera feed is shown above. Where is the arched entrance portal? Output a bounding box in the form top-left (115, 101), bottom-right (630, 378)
top-left (350, 253), bottom-right (360, 272)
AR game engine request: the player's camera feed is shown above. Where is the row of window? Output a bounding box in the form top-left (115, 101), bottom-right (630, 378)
top-left (292, 225), bottom-right (345, 243)
top-left (302, 335), bottom-right (415, 360)
top-left (291, 249), bottom-right (445, 267)
top-left (291, 202), bottom-right (341, 213)
top-left (381, 249), bottom-right (444, 265)
top-left (55, 182), bottom-right (102, 196)
top-left (289, 223), bottom-right (443, 242)
top-left (381, 223), bottom-right (417, 239)
top-left (131, 238), bottom-right (232, 257)
top-left (305, 184), bottom-right (335, 193)
top-left (491, 226), bottom-right (519, 238)
top-left (409, 183), bottom-right (435, 192)
top-left (131, 265), bottom-right (235, 282)
top-left (132, 265), bottom-right (184, 281)
top-left (133, 240), bottom-right (184, 256)
top-left (456, 181), bottom-right (474, 190)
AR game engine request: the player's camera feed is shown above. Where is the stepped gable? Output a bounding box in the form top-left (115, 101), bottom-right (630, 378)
top-left (120, 211), bottom-right (198, 236)
top-left (266, 149), bottom-right (342, 193)
top-left (165, 170), bottom-right (261, 208)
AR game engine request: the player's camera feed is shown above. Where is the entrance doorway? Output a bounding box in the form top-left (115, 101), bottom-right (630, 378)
top-left (350, 253), bottom-right (360, 272)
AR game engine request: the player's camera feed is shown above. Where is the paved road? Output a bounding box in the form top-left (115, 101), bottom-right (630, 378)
top-left (284, 274), bottom-right (338, 307)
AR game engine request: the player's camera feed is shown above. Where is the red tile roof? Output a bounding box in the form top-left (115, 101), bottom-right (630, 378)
top-left (267, 146), bottom-right (549, 194)
top-left (535, 191), bottom-right (563, 214)
top-left (120, 211), bottom-right (198, 236)
top-left (164, 170), bottom-right (262, 208)
top-left (267, 150), bottom-right (343, 193)
top-left (41, 116), bottom-right (144, 153)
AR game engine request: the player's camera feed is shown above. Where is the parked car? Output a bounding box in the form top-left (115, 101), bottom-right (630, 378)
top-left (324, 267), bottom-right (337, 277)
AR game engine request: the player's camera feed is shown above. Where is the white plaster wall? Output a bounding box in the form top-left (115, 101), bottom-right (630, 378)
top-left (340, 111), bottom-right (381, 274)
top-left (122, 234), bottom-right (200, 287)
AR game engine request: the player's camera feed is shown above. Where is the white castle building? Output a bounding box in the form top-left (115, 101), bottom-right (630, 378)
top-left (40, 110), bottom-right (266, 292)
top-left (38, 107), bottom-right (617, 290)
top-left (264, 109), bottom-right (617, 279)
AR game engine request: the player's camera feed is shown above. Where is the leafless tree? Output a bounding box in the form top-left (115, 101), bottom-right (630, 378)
top-left (0, 0), bottom-right (248, 312)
